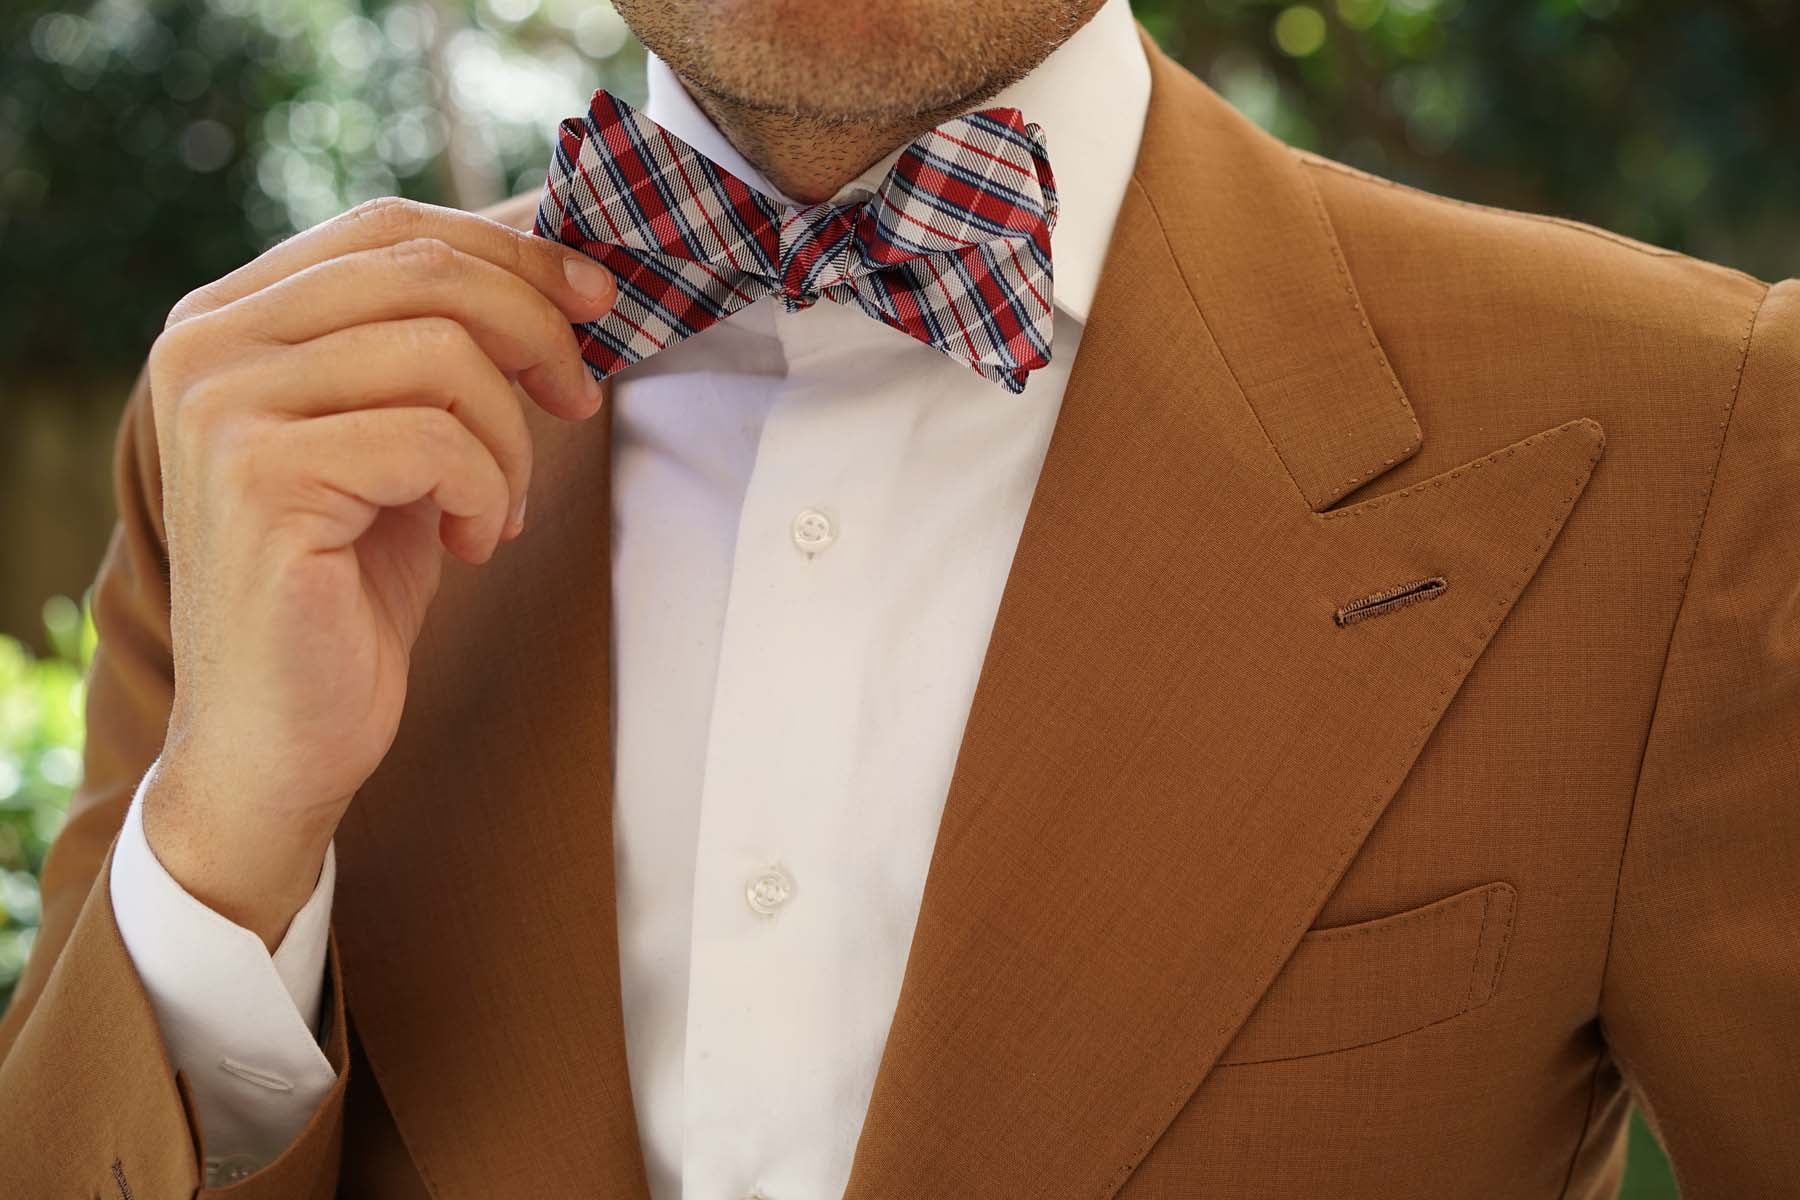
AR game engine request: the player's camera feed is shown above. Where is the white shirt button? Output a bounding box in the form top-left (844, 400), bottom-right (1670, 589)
top-left (791, 507), bottom-right (835, 554)
top-left (746, 867), bottom-right (795, 915)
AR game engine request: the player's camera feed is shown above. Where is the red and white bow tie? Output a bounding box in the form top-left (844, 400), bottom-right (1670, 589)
top-left (533, 89), bottom-right (1059, 393)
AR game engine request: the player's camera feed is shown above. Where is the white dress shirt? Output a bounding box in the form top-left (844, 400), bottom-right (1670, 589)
top-left (108, 2), bottom-right (1150, 1193)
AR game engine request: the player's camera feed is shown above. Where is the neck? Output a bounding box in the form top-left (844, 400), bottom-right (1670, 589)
top-left (657, 0), bottom-right (1112, 205)
top-left (682, 91), bottom-right (951, 205)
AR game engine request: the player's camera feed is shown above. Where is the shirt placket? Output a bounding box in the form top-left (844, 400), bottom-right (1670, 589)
top-left (679, 299), bottom-right (919, 1200)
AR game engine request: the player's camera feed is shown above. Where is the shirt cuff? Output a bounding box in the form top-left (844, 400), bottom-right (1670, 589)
top-left (109, 756), bottom-right (339, 1175)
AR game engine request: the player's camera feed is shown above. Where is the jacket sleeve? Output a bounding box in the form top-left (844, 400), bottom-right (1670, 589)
top-left (1599, 277), bottom-right (1800, 1196)
top-left (0, 367), bottom-right (350, 1199)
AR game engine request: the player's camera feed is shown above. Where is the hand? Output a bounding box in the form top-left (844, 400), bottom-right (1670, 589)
top-left (138, 196), bottom-right (616, 949)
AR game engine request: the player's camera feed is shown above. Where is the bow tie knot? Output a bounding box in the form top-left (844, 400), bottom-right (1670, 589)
top-left (775, 204), bottom-right (860, 311)
top-left (535, 90), bottom-right (1060, 392)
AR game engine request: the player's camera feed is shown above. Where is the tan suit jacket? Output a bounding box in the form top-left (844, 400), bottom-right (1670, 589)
top-left (3, 33), bottom-right (1797, 1200)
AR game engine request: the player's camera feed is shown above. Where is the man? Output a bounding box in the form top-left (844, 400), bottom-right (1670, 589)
top-left (1, 0), bottom-right (1795, 1194)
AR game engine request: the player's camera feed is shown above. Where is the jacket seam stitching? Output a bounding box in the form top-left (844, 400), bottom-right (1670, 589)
top-left (1550, 275), bottom-right (1764, 1186)
top-left (1594, 278), bottom-right (1771, 1012)
top-left (1296, 153), bottom-right (1767, 289)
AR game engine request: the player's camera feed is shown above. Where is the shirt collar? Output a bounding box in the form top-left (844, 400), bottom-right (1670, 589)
top-left (640, 0), bottom-right (1149, 326)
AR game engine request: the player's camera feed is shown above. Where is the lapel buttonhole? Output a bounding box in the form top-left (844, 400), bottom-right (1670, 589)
top-left (1333, 575), bottom-right (1448, 627)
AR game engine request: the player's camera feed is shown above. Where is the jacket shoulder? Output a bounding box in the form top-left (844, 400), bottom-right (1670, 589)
top-left (1296, 149), bottom-right (1771, 369)
top-left (1297, 147), bottom-right (1770, 294)
top-left (1294, 147), bottom-right (1776, 466)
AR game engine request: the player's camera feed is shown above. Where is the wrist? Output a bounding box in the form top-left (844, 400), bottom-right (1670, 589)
top-left (140, 754), bottom-right (340, 952)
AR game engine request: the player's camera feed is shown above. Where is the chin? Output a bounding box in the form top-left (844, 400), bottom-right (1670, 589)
top-left (618, 0), bottom-right (1067, 122)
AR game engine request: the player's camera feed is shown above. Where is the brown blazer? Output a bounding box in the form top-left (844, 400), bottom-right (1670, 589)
top-left (3, 31), bottom-right (1796, 1200)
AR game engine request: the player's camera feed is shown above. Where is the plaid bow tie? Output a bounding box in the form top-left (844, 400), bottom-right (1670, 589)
top-left (533, 89), bottom-right (1059, 393)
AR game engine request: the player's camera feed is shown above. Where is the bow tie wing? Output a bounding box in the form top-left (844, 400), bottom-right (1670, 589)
top-left (536, 90), bottom-right (783, 381)
top-left (845, 110), bottom-right (1059, 393)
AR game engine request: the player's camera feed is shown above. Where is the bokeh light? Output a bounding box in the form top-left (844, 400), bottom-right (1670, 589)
top-left (2, 0), bottom-right (647, 368)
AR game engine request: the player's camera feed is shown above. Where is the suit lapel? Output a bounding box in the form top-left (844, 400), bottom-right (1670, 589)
top-left (331, 391), bottom-right (652, 1199)
top-left (841, 38), bottom-right (1604, 1199)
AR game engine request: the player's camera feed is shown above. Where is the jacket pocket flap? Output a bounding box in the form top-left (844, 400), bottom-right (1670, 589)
top-left (1219, 881), bottom-right (1517, 1067)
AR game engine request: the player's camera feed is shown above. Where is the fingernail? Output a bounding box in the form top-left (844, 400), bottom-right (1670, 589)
top-left (508, 494), bottom-right (528, 536)
top-left (563, 253), bottom-right (613, 301)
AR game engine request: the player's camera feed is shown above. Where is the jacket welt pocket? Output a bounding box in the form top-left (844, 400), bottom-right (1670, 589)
top-left (1218, 881), bottom-right (1517, 1067)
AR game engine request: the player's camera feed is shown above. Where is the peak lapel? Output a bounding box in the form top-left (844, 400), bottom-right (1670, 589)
top-left (842, 36), bottom-right (1604, 1200)
top-left (331, 395), bottom-right (652, 1199)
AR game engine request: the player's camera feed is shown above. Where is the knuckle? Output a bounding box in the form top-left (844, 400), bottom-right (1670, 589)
top-left (164, 283), bottom-right (225, 328)
top-left (390, 236), bottom-right (458, 278)
top-left (402, 315), bottom-right (471, 360)
top-left (538, 300), bottom-right (574, 348)
top-left (173, 377), bottom-right (232, 438)
top-left (413, 405), bottom-right (464, 452)
top-left (479, 451), bottom-right (509, 506)
top-left (146, 331), bottom-right (183, 392)
top-left (344, 194), bottom-right (423, 246)
top-left (206, 419), bottom-right (266, 497)
top-left (492, 416), bottom-right (533, 482)
top-left (147, 320), bottom-right (204, 393)
top-left (497, 221), bottom-right (534, 274)
top-left (435, 409), bottom-right (503, 490)
top-left (503, 404), bottom-right (534, 461)
top-left (526, 234), bottom-right (573, 287)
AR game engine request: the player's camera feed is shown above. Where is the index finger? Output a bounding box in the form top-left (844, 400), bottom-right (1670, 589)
top-left (167, 195), bottom-right (614, 329)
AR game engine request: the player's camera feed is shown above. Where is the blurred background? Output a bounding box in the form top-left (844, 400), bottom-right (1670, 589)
top-left (6, 0), bottom-right (1799, 1191)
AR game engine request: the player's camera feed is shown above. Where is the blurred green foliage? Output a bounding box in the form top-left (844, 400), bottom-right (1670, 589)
top-left (1, 0), bottom-right (645, 371)
top-left (0, 597), bottom-right (92, 1010)
top-left (1136, 0), bottom-right (1800, 281)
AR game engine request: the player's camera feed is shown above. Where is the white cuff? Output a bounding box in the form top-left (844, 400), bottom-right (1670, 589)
top-left (109, 757), bottom-right (339, 1177)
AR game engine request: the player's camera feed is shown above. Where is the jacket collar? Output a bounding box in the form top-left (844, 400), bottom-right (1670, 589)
top-left (328, 30), bottom-right (1602, 1198)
